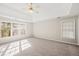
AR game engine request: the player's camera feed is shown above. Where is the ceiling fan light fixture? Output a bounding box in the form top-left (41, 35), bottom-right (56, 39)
top-left (28, 7), bottom-right (33, 13)
top-left (26, 3), bottom-right (39, 13)
top-left (29, 9), bottom-right (33, 13)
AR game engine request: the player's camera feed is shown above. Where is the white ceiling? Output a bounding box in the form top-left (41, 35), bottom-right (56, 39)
top-left (0, 3), bottom-right (79, 22)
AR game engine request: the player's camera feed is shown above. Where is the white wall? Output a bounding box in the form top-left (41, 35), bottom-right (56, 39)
top-left (33, 16), bottom-right (78, 44)
top-left (69, 3), bottom-right (79, 15)
top-left (33, 19), bottom-right (60, 41)
top-left (77, 16), bottom-right (79, 45)
top-left (0, 16), bottom-right (33, 44)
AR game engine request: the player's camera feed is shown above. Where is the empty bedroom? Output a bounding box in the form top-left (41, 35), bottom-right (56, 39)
top-left (0, 3), bottom-right (79, 56)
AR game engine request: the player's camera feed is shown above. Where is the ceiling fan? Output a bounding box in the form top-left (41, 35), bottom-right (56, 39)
top-left (26, 3), bottom-right (39, 13)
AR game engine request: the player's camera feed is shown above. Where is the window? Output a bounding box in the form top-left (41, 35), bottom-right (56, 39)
top-left (12, 23), bottom-right (19, 36)
top-left (12, 23), bottom-right (26, 36)
top-left (61, 19), bottom-right (75, 40)
top-left (0, 22), bottom-right (26, 38)
top-left (0, 22), bottom-right (11, 37)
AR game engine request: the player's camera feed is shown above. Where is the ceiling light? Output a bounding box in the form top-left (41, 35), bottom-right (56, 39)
top-left (27, 3), bottom-right (33, 13)
top-left (26, 3), bottom-right (39, 13)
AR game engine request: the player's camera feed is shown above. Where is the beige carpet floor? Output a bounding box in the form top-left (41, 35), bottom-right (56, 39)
top-left (0, 38), bottom-right (79, 56)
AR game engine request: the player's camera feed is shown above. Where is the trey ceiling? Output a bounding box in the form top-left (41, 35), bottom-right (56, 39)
top-left (0, 3), bottom-right (79, 22)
